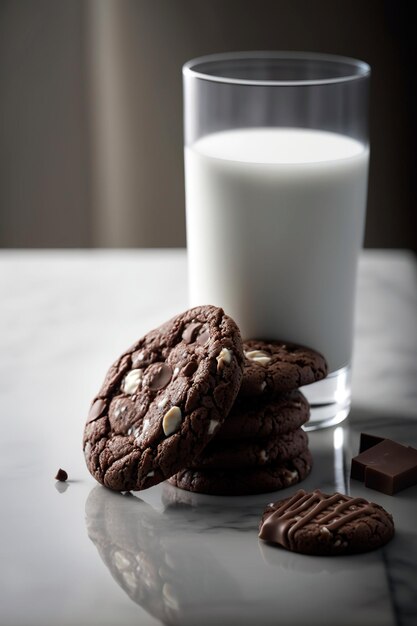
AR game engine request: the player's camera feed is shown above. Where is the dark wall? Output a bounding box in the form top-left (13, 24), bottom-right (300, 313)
top-left (0, 0), bottom-right (90, 247)
top-left (0, 0), bottom-right (416, 250)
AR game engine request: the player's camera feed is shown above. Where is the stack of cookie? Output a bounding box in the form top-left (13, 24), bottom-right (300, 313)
top-left (83, 305), bottom-right (327, 497)
top-left (170, 339), bottom-right (327, 495)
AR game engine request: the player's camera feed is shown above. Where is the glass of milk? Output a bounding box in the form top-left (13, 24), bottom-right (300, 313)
top-left (183, 52), bottom-right (370, 429)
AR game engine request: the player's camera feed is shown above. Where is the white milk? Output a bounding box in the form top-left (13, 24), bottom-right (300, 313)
top-left (185, 128), bottom-right (369, 372)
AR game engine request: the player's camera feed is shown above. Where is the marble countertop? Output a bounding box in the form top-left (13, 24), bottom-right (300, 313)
top-left (0, 249), bottom-right (416, 626)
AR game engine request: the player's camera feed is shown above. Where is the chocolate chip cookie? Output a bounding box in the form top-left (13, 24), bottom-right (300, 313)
top-left (217, 390), bottom-right (310, 440)
top-left (240, 340), bottom-right (328, 397)
top-left (83, 306), bottom-right (244, 491)
top-left (259, 489), bottom-right (395, 555)
top-left (191, 428), bottom-right (308, 469)
top-left (169, 449), bottom-right (313, 495)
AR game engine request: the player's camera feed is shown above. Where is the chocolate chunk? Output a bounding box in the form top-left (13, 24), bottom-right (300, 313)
top-left (196, 326), bottom-right (210, 345)
top-left (351, 437), bottom-right (417, 495)
top-left (182, 322), bottom-right (202, 344)
top-left (146, 363), bottom-right (172, 390)
top-left (87, 398), bottom-right (106, 423)
top-left (55, 468), bottom-right (68, 482)
top-left (182, 360), bottom-right (198, 377)
top-left (359, 432), bottom-right (386, 453)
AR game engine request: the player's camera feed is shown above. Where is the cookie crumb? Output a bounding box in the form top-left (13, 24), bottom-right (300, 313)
top-left (55, 468), bottom-right (68, 482)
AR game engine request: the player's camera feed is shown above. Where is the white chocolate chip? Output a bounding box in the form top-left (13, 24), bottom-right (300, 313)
top-left (244, 350), bottom-right (271, 366)
top-left (162, 406), bottom-right (182, 436)
top-left (320, 527), bottom-right (331, 535)
top-left (162, 583), bottom-right (179, 610)
top-left (114, 398), bottom-right (122, 417)
top-left (253, 357), bottom-right (271, 366)
top-left (136, 351), bottom-right (145, 361)
top-left (146, 470), bottom-right (155, 477)
top-left (334, 539), bottom-right (342, 547)
top-left (122, 571), bottom-right (137, 591)
top-left (245, 350), bottom-right (268, 359)
top-left (114, 550), bottom-right (130, 570)
top-left (122, 369), bottom-right (143, 394)
top-left (158, 397), bottom-right (168, 409)
top-left (216, 347), bottom-right (232, 370)
top-left (134, 419), bottom-right (150, 445)
top-left (288, 470), bottom-right (298, 481)
top-left (208, 419), bottom-right (219, 435)
top-left (127, 427), bottom-right (133, 436)
top-left (173, 366), bottom-right (180, 378)
top-left (260, 450), bottom-right (269, 462)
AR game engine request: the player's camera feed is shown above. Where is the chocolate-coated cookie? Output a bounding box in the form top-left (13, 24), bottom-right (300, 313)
top-left (169, 449), bottom-right (312, 495)
top-left (259, 489), bottom-right (395, 555)
top-left (240, 340), bottom-right (328, 397)
top-left (191, 428), bottom-right (308, 470)
top-left (217, 390), bottom-right (310, 440)
top-left (83, 306), bottom-right (244, 491)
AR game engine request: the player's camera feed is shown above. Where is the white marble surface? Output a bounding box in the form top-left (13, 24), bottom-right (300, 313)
top-left (0, 249), bottom-right (416, 626)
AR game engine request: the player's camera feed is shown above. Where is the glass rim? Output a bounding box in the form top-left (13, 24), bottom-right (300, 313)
top-left (183, 51), bottom-right (370, 87)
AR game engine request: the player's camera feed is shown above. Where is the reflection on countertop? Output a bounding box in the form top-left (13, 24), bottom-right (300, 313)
top-left (85, 486), bottom-right (245, 625)
top-left (84, 418), bottom-right (417, 626)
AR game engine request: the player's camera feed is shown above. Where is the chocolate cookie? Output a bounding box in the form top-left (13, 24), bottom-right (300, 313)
top-left (240, 340), bottom-right (328, 397)
top-left (191, 428), bottom-right (308, 470)
top-left (83, 306), bottom-right (244, 491)
top-left (259, 489), bottom-right (395, 555)
top-left (217, 390), bottom-right (310, 440)
top-left (169, 449), bottom-right (312, 495)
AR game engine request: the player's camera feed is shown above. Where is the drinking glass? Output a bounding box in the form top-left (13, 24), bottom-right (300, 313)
top-left (183, 52), bottom-right (370, 429)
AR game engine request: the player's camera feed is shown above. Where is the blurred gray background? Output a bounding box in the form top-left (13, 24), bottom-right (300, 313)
top-left (0, 0), bottom-right (416, 250)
